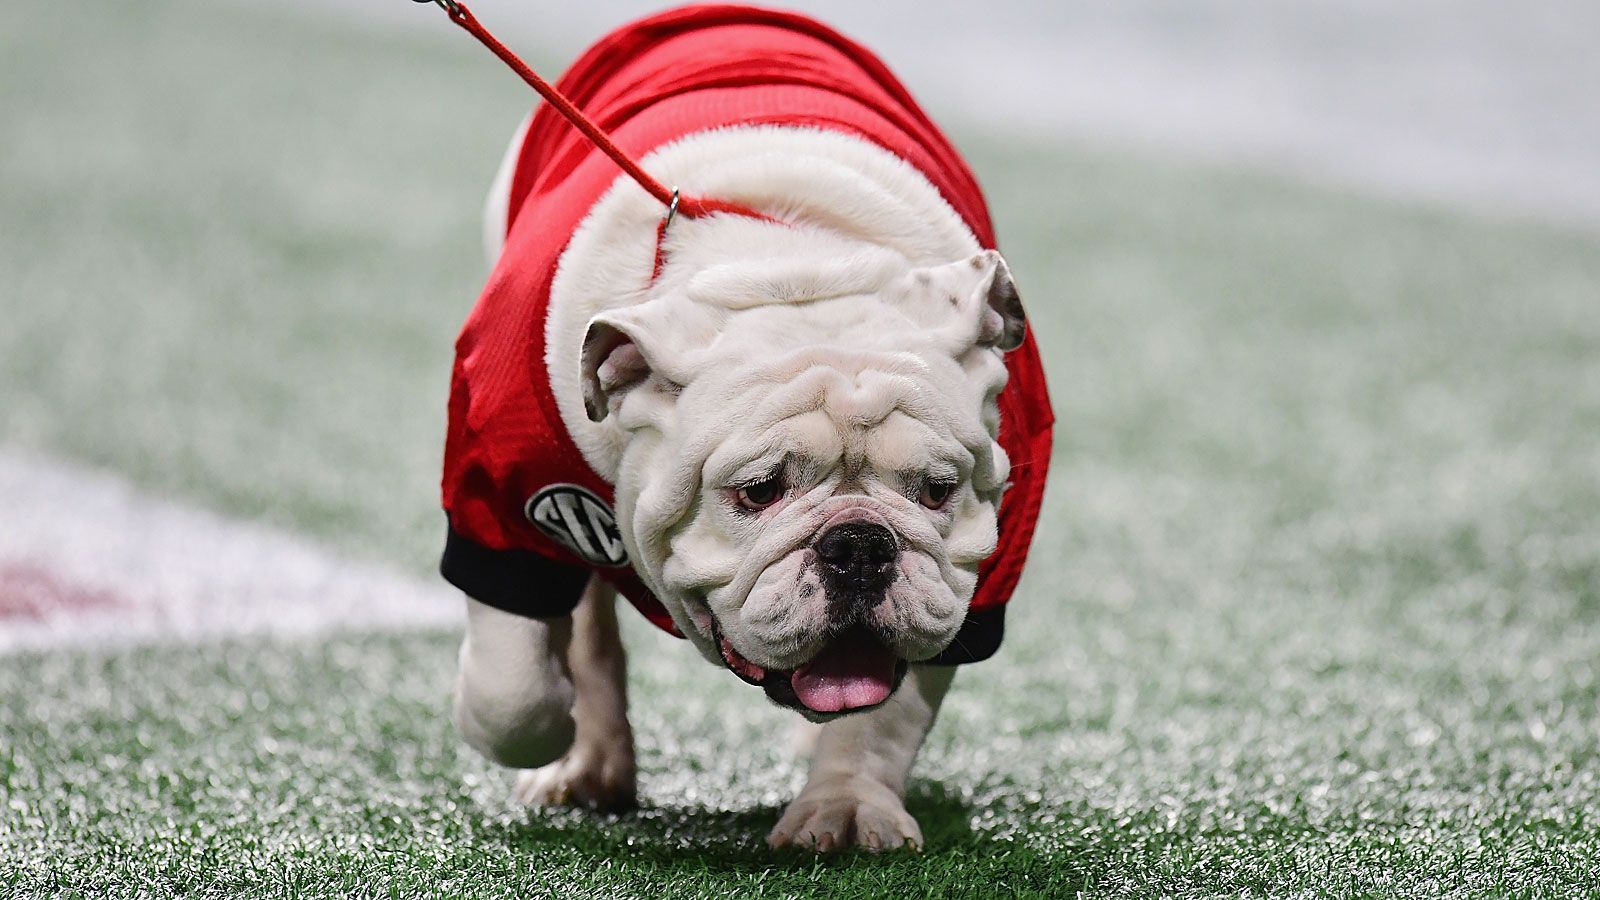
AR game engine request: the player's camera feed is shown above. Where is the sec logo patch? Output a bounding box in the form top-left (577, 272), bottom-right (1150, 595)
top-left (523, 484), bottom-right (629, 567)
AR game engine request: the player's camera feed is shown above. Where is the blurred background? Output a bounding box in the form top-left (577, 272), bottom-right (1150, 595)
top-left (3, 0), bottom-right (1599, 894)
top-left (306, 0), bottom-right (1600, 225)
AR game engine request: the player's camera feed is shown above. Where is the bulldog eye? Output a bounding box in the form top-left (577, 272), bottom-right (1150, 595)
top-left (919, 479), bottom-right (956, 510)
top-left (735, 475), bottom-right (786, 511)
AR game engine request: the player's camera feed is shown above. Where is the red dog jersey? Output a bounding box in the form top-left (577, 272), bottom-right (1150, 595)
top-left (440, 5), bottom-right (1054, 664)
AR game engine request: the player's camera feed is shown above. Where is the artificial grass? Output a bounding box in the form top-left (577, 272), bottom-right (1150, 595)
top-left (5, 0), bottom-right (1600, 896)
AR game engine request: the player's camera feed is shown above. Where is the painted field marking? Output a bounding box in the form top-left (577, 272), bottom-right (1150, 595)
top-left (0, 448), bottom-right (459, 654)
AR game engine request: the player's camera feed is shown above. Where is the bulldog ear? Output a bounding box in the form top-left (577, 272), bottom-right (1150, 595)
top-left (580, 310), bottom-right (658, 422)
top-left (913, 250), bottom-right (1027, 352)
top-left (970, 251), bottom-right (1026, 351)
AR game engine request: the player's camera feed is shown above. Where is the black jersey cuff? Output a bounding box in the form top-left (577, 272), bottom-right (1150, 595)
top-left (925, 604), bottom-right (1006, 666)
top-left (440, 523), bottom-right (590, 620)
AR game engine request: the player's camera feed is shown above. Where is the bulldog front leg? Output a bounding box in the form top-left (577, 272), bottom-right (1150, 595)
top-left (513, 579), bottom-right (637, 811)
top-left (452, 594), bottom-right (576, 769)
top-left (769, 664), bottom-right (955, 852)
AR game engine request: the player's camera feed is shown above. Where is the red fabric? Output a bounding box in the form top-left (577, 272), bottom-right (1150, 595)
top-left (442, 4), bottom-right (1054, 636)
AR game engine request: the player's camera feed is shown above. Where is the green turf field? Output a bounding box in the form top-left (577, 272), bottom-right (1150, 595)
top-left (5, 1), bottom-right (1600, 897)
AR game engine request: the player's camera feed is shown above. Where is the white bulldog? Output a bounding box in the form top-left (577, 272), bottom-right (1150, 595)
top-left (443, 12), bottom-right (1044, 854)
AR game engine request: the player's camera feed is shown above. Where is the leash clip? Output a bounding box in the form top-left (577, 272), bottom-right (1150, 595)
top-left (662, 188), bottom-right (681, 232)
top-left (412, 0), bottom-right (462, 18)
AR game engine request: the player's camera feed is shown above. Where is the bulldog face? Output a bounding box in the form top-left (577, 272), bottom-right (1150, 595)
top-left (580, 249), bottom-right (1025, 719)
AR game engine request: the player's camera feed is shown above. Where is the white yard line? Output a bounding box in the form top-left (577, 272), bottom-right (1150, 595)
top-left (0, 449), bottom-right (459, 654)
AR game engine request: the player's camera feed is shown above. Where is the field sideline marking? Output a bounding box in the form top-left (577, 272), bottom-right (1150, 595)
top-left (0, 448), bottom-right (459, 654)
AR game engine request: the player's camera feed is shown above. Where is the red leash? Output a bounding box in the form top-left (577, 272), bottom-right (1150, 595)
top-left (417, 0), bottom-right (773, 234)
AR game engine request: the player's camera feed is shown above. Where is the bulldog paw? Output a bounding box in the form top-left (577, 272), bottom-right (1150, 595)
top-left (512, 743), bottom-right (636, 812)
top-left (767, 776), bottom-right (922, 853)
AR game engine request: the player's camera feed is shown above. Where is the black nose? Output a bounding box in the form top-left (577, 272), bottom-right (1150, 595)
top-left (815, 523), bottom-right (898, 596)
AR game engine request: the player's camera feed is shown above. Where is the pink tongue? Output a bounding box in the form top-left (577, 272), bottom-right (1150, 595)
top-left (791, 630), bottom-right (897, 713)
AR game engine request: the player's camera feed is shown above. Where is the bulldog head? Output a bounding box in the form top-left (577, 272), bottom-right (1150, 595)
top-left (580, 245), bottom-right (1025, 719)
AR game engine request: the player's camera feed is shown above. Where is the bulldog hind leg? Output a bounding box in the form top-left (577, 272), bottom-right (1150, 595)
top-left (513, 578), bottom-right (638, 811)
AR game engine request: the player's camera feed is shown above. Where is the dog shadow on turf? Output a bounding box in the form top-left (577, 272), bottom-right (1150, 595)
top-left (482, 779), bottom-right (979, 869)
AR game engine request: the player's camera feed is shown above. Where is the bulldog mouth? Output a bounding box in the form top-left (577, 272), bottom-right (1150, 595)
top-left (716, 627), bottom-right (768, 684)
top-left (711, 620), bottom-right (904, 714)
top-left (791, 629), bottom-right (900, 712)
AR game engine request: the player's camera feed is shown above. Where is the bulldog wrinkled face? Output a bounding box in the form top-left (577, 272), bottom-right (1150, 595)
top-left (581, 250), bottom-right (1024, 718)
top-left (674, 359), bottom-right (1001, 716)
